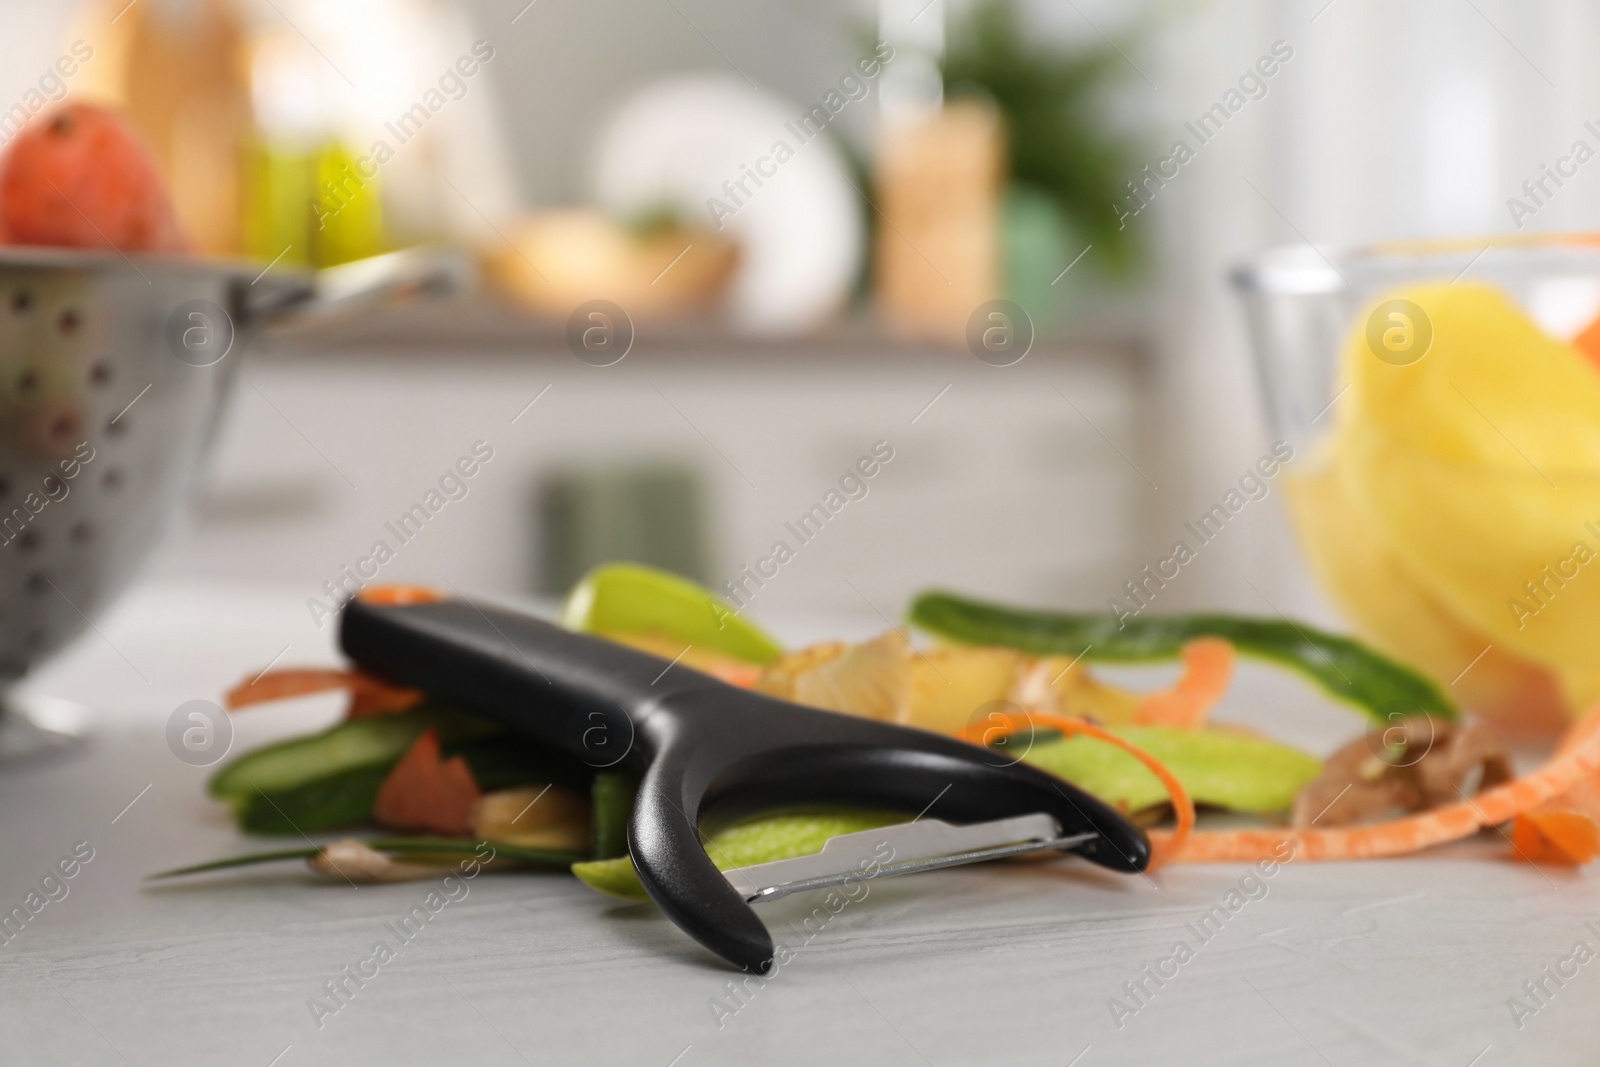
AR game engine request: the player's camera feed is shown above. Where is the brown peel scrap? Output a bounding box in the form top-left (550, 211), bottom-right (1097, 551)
top-left (471, 785), bottom-right (591, 852)
top-left (1290, 718), bottom-right (1512, 829)
top-left (310, 839), bottom-right (454, 883)
top-left (759, 631), bottom-right (1026, 734)
top-left (784, 632), bottom-right (906, 722)
top-left (756, 640), bottom-right (849, 701)
top-left (1009, 654), bottom-right (1140, 725)
top-left (758, 631), bottom-right (1144, 735)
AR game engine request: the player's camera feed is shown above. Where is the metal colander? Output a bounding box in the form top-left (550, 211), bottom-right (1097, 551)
top-left (0, 246), bottom-right (466, 746)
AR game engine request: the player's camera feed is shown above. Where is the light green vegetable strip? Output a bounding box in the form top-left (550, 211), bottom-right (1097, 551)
top-left (573, 728), bottom-right (1319, 903)
top-left (560, 562), bottom-right (784, 665)
top-left (1023, 725), bottom-right (1321, 814)
top-left (572, 810), bottom-right (903, 901)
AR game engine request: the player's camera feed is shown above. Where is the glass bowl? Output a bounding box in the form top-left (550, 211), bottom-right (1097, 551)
top-left (1232, 236), bottom-right (1600, 735)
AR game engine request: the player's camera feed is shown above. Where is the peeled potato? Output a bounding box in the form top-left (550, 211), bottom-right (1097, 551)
top-left (1342, 283), bottom-right (1600, 472)
top-left (1284, 458), bottom-right (1567, 735)
top-left (1296, 280), bottom-right (1600, 724)
top-left (1343, 433), bottom-right (1600, 688)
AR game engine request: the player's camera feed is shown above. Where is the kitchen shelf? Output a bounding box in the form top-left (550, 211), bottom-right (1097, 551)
top-left (257, 294), bottom-right (1154, 368)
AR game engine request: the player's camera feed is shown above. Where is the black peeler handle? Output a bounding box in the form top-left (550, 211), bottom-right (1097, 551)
top-left (340, 595), bottom-right (708, 766)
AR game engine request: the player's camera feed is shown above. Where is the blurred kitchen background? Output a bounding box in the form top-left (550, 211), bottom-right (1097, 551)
top-left (0, 0), bottom-right (1585, 625)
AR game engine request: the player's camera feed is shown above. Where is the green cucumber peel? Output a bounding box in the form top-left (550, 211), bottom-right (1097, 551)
top-left (590, 772), bottom-right (638, 861)
top-left (208, 705), bottom-right (503, 802)
top-left (231, 766), bottom-right (393, 834)
top-left (207, 705), bottom-right (587, 835)
top-left (909, 590), bottom-right (1457, 722)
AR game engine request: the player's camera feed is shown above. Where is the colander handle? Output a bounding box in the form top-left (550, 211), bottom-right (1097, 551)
top-left (238, 246), bottom-right (474, 330)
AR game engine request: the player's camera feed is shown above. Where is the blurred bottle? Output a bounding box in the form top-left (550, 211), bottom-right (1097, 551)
top-left (874, 99), bottom-right (1004, 342)
top-left (238, 140), bottom-right (316, 268)
top-left (242, 26), bottom-right (383, 267)
top-left (238, 24), bottom-right (317, 267)
top-left (244, 0), bottom-right (517, 264)
top-left (308, 143), bottom-right (386, 265)
top-left (71, 0), bottom-right (252, 257)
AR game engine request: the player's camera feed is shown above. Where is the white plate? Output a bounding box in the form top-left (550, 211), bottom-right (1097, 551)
top-left (592, 73), bottom-right (865, 335)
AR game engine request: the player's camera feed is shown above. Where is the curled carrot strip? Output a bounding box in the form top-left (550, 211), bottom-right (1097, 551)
top-left (357, 585), bottom-right (445, 607)
top-left (958, 709), bottom-right (1195, 872)
top-left (347, 679), bottom-right (429, 718)
top-left (224, 668), bottom-right (424, 718)
top-left (225, 669), bottom-right (356, 709)
top-left (1133, 638), bottom-right (1234, 729)
top-left (1150, 707), bottom-right (1600, 864)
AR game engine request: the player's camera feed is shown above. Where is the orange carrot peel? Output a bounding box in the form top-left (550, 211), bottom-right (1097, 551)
top-left (221, 590), bottom-right (439, 716)
top-left (1573, 312), bottom-right (1600, 372)
top-left (356, 585), bottom-right (446, 607)
top-left (224, 668), bottom-right (424, 719)
top-left (1513, 811), bottom-right (1600, 866)
top-left (704, 662), bottom-right (763, 689)
top-left (1151, 707), bottom-right (1600, 865)
top-left (958, 709), bottom-right (1195, 872)
top-left (1510, 708), bottom-right (1600, 866)
top-left (371, 729), bottom-right (481, 836)
top-left (1133, 637), bottom-right (1235, 729)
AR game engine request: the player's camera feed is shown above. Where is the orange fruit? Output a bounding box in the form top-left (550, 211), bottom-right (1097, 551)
top-left (0, 103), bottom-right (185, 253)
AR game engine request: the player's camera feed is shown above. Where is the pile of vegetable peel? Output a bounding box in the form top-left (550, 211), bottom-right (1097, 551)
top-left (162, 562), bottom-right (1600, 900)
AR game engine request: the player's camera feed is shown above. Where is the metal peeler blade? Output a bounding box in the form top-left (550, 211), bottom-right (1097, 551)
top-left (723, 813), bottom-right (1098, 904)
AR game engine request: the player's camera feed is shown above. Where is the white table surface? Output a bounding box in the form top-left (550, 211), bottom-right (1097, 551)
top-left (0, 582), bottom-right (1595, 1067)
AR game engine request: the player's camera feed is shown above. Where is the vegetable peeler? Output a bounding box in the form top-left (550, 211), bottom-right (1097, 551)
top-left (340, 595), bottom-right (1150, 972)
